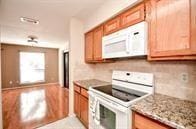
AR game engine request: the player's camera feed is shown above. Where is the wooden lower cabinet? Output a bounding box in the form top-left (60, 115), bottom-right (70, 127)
top-left (74, 84), bottom-right (89, 128)
top-left (80, 95), bottom-right (89, 127)
top-left (74, 91), bottom-right (80, 118)
top-left (132, 112), bottom-right (173, 129)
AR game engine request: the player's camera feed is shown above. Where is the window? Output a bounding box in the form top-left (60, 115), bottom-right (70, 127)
top-left (20, 52), bottom-right (45, 84)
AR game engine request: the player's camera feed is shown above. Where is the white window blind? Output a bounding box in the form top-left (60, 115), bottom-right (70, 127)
top-left (20, 52), bottom-right (45, 84)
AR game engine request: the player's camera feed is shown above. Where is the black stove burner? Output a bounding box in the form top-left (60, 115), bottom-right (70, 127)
top-left (93, 85), bottom-right (147, 102)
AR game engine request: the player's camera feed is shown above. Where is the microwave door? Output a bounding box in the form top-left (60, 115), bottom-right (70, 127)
top-left (102, 35), bottom-right (130, 59)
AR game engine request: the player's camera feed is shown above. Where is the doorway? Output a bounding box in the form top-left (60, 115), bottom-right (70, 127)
top-left (63, 52), bottom-right (69, 88)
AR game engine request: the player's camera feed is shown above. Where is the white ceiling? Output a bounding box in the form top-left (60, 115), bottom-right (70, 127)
top-left (0, 0), bottom-right (105, 48)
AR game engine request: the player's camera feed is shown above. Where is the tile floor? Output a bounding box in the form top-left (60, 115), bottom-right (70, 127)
top-left (37, 116), bottom-right (86, 129)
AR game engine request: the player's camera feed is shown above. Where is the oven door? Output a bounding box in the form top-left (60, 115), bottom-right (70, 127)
top-left (102, 31), bottom-right (131, 59)
top-left (89, 95), bottom-right (131, 129)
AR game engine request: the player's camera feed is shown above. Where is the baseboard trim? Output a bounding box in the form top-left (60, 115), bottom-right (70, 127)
top-left (2, 82), bottom-right (60, 91)
top-left (68, 113), bottom-right (76, 117)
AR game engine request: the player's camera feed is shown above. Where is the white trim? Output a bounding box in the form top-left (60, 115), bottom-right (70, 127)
top-left (2, 82), bottom-right (59, 91)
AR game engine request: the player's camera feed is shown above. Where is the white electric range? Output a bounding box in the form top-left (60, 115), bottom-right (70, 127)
top-left (88, 70), bottom-right (154, 129)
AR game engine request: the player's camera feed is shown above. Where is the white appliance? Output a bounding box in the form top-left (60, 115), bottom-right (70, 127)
top-left (102, 21), bottom-right (147, 59)
top-left (88, 70), bottom-right (154, 129)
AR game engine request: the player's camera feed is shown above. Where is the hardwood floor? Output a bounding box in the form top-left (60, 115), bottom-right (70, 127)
top-left (2, 84), bottom-right (69, 129)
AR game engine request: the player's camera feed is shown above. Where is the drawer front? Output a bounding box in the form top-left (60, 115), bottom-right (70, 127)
top-left (74, 85), bottom-right (81, 93)
top-left (121, 3), bottom-right (144, 28)
top-left (104, 16), bottom-right (120, 35)
top-left (134, 113), bottom-right (171, 129)
top-left (81, 88), bottom-right (88, 98)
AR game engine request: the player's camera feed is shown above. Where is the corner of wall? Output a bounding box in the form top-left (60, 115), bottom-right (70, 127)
top-left (0, 43), bottom-right (3, 129)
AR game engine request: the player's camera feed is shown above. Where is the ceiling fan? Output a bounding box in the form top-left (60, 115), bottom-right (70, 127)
top-left (27, 36), bottom-right (38, 45)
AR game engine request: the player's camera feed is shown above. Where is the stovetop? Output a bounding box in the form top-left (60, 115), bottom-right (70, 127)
top-left (92, 85), bottom-right (147, 102)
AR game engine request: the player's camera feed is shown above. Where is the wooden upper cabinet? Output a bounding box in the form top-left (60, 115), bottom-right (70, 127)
top-left (85, 0), bottom-right (196, 61)
top-left (104, 16), bottom-right (121, 35)
top-left (85, 31), bottom-right (94, 62)
top-left (93, 26), bottom-right (103, 61)
top-left (104, 3), bottom-right (145, 36)
top-left (121, 3), bottom-right (145, 28)
top-left (148, 0), bottom-right (196, 59)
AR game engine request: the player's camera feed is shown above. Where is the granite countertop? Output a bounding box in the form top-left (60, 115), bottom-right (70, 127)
top-left (131, 93), bottom-right (196, 129)
top-left (74, 79), bottom-right (110, 90)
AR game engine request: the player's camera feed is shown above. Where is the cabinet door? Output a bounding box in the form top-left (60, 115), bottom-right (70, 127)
top-left (191, 0), bottom-right (196, 52)
top-left (74, 92), bottom-right (80, 118)
top-left (93, 26), bottom-right (103, 61)
top-left (133, 113), bottom-right (172, 129)
top-left (85, 31), bottom-right (94, 62)
top-left (149, 0), bottom-right (194, 58)
top-left (121, 3), bottom-right (145, 28)
top-left (104, 16), bottom-right (120, 35)
top-left (80, 95), bottom-right (88, 128)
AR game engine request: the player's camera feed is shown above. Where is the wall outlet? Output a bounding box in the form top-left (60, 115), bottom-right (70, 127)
top-left (9, 81), bottom-right (13, 85)
top-left (180, 73), bottom-right (189, 83)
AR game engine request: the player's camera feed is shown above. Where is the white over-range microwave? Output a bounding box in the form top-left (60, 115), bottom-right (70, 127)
top-left (102, 21), bottom-right (147, 59)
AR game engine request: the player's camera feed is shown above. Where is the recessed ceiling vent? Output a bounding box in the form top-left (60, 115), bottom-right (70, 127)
top-left (27, 36), bottom-right (38, 44)
top-left (20, 17), bottom-right (39, 25)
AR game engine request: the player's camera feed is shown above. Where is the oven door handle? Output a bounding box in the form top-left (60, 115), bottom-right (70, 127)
top-left (97, 97), bottom-right (127, 113)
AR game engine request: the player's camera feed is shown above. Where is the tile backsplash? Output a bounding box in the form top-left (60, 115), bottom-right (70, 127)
top-left (92, 59), bottom-right (196, 102)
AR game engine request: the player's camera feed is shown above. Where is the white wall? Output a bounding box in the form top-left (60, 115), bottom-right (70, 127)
top-left (58, 42), bottom-right (69, 87)
top-left (68, 18), bottom-right (94, 116)
top-left (83, 0), bottom-right (142, 32)
top-left (0, 43), bottom-right (3, 129)
top-left (1, 1), bottom-right (5, 127)
top-left (58, 48), bottom-right (64, 87)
